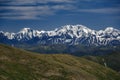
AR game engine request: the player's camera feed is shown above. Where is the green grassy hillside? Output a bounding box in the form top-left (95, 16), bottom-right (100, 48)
top-left (0, 44), bottom-right (120, 80)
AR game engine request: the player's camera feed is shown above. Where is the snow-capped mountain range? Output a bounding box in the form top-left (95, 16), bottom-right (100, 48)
top-left (0, 25), bottom-right (120, 46)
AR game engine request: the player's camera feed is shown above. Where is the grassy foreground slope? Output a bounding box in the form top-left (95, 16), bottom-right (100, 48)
top-left (0, 44), bottom-right (120, 80)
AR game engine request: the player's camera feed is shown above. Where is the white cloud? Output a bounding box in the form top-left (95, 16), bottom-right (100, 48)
top-left (52, 4), bottom-right (76, 10)
top-left (0, 0), bottom-right (79, 19)
top-left (78, 8), bottom-right (120, 14)
top-left (0, 6), bottom-right (55, 19)
top-left (0, 0), bottom-right (76, 5)
top-left (0, 0), bottom-right (78, 19)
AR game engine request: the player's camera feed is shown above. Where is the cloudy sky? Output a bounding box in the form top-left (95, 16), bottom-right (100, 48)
top-left (0, 0), bottom-right (120, 32)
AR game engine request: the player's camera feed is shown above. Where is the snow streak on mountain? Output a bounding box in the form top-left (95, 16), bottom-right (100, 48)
top-left (0, 25), bottom-right (120, 46)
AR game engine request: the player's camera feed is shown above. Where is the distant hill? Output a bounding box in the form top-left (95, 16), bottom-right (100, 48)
top-left (21, 44), bottom-right (120, 56)
top-left (0, 44), bottom-right (120, 80)
top-left (83, 51), bottom-right (120, 72)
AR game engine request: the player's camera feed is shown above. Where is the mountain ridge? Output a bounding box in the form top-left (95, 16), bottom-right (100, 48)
top-left (0, 25), bottom-right (120, 46)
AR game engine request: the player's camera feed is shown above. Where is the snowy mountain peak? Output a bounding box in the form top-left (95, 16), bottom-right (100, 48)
top-left (105, 27), bottom-right (115, 32)
top-left (62, 24), bottom-right (90, 30)
top-left (4, 32), bottom-right (15, 39)
top-left (98, 27), bottom-right (119, 33)
top-left (22, 28), bottom-right (31, 31)
top-left (19, 28), bottom-right (32, 33)
top-left (61, 24), bottom-right (94, 35)
top-left (0, 31), bottom-right (4, 33)
top-left (104, 27), bottom-right (120, 35)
